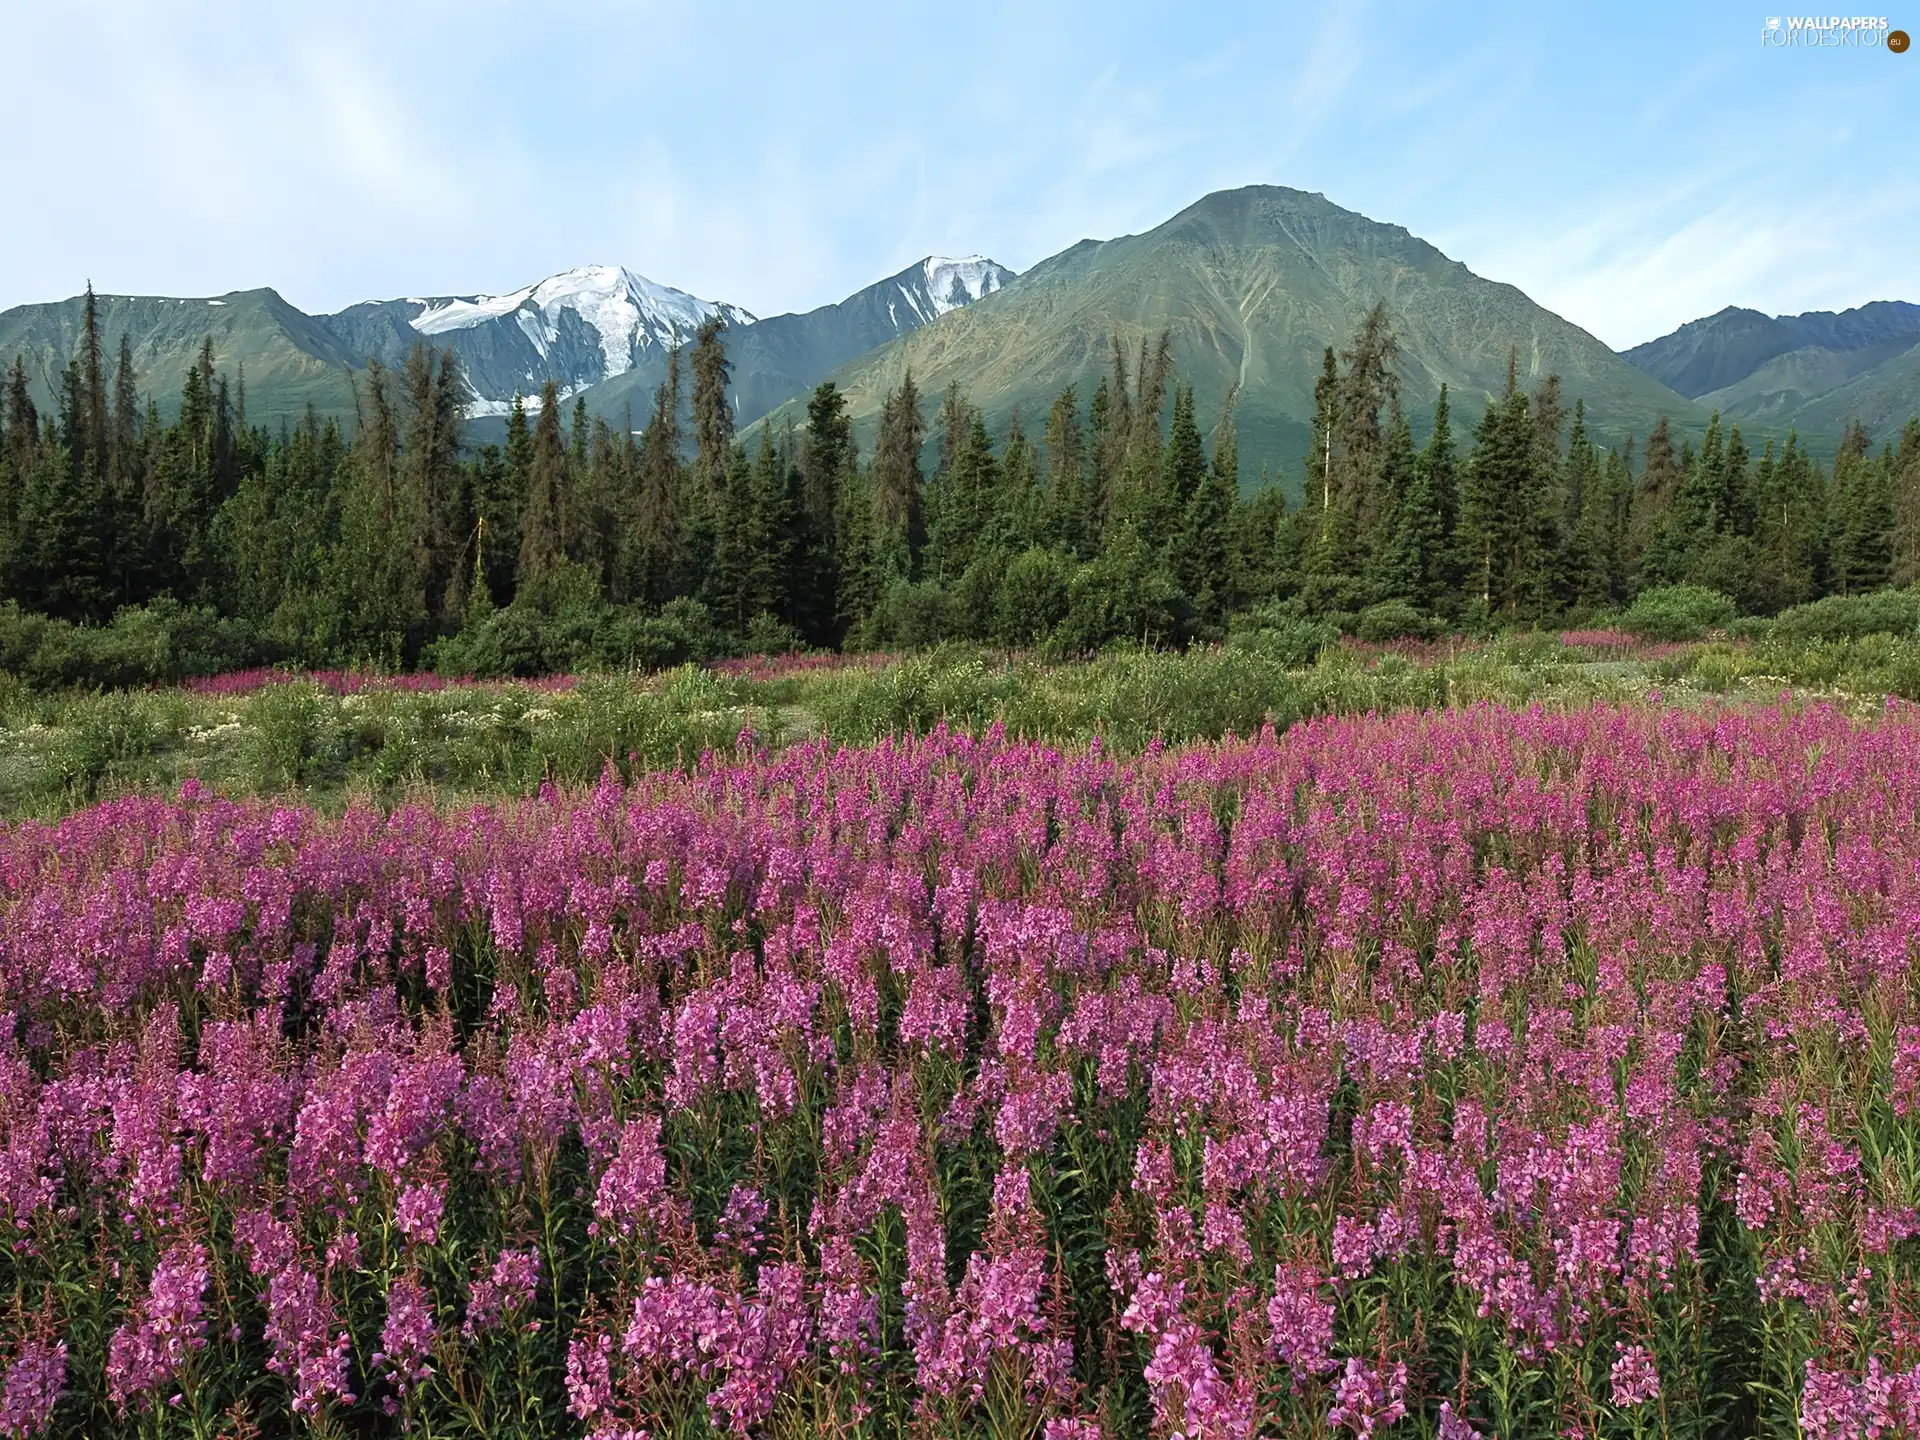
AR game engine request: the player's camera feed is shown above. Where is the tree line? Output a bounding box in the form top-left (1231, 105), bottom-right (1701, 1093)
top-left (2, 288), bottom-right (1917, 674)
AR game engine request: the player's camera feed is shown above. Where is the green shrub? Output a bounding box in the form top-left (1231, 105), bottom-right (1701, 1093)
top-left (739, 612), bottom-right (804, 657)
top-left (1048, 534), bottom-right (1183, 656)
top-left (1226, 605), bottom-right (1338, 667)
top-left (1621, 585), bottom-right (1737, 642)
top-left (863, 582), bottom-right (961, 651)
top-left (1354, 600), bottom-right (1437, 642)
top-left (0, 599), bottom-right (267, 690)
top-left (43, 691), bottom-right (180, 800)
top-left (246, 682), bottom-right (346, 790)
top-left (994, 549), bottom-right (1073, 647)
top-left (1771, 590), bottom-right (1920, 642)
top-left (433, 598), bottom-right (729, 679)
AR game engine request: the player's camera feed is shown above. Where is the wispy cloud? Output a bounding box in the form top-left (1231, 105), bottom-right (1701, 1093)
top-left (0, 0), bottom-right (1913, 341)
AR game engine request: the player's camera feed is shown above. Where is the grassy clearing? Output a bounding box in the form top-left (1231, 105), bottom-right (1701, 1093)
top-left (1, 632), bottom-right (1916, 818)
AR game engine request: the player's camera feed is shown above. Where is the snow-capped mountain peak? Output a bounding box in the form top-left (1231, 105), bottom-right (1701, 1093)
top-left (921, 256), bottom-right (1007, 315)
top-left (891, 255), bottom-right (1012, 328)
top-left (408, 264), bottom-right (756, 382)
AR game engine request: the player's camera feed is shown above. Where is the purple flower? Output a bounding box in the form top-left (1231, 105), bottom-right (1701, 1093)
top-left (375, 1274), bottom-right (436, 1413)
top-left (0, 1339), bottom-right (65, 1438)
top-left (595, 1114), bottom-right (677, 1241)
top-left (1326, 1357), bottom-right (1408, 1437)
top-left (1610, 1344), bottom-right (1661, 1407)
top-left (263, 1264), bottom-right (355, 1416)
top-left (395, 1180), bottom-right (446, 1247)
top-left (566, 1330), bottom-right (615, 1421)
top-left (464, 1248), bottom-right (542, 1339)
top-left (1267, 1261), bottom-right (1335, 1379)
top-left (107, 1241), bottom-right (208, 1408)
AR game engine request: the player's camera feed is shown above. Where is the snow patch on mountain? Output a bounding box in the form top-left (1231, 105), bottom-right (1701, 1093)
top-left (892, 256), bottom-right (1010, 330)
top-left (463, 381), bottom-right (590, 419)
top-left (409, 265), bottom-right (756, 379)
top-left (921, 256), bottom-right (1007, 315)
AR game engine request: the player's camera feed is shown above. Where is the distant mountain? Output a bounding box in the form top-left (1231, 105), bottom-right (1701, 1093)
top-left (1624, 301), bottom-right (1920, 439)
top-left (0, 255), bottom-right (1014, 435)
top-left (1764, 341), bottom-right (1920, 442)
top-left (323, 265), bottom-right (757, 416)
top-left (761, 186), bottom-right (1704, 480)
top-left (0, 288), bottom-right (358, 427)
top-left (580, 255), bottom-right (1013, 428)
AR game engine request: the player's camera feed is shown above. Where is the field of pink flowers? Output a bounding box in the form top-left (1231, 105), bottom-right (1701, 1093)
top-left (1, 701), bottom-right (1917, 1438)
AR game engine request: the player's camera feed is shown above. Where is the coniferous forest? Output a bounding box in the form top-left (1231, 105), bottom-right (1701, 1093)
top-left (3, 287), bottom-right (1918, 684)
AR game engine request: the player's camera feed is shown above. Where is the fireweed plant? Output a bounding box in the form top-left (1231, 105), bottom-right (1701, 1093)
top-left (0, 702), bottom-right (1918, 1437)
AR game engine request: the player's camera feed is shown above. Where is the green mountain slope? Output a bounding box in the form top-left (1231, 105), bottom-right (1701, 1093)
top-left (1695, 336), bottom-right (1920, 425)
top-left (762, 186), bottom-right (1705, 482)
top-left (1770, 339), bottom-right (1920, 441)
top-left (1626, 301), bottom-right (1920, 399)
top-left (0, 288), bottom-right (359, 426)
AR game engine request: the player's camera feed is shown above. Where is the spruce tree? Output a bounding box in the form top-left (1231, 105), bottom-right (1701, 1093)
top-left (331, 359), bottom-right (427, 658)
top-left (3, 356), bottom-right (37, 482)
top-left (1095, 344), bottom-right (1132, 522)
top-left (10, 437), bottom-right (108, 621)
top-left (1087, 376), bottom-right (1115, 544)
top-left (689, 320), bottom-right (731, 504)
top-left (1176, 390), bottom-right (1237, 625)
top-left (1828, 422), bottom-right (1892, 594)
top-left (1418, 385), bottom-right (1461, 601)
top-left (1458, 357), bottom-right (1537, 615)
top-left (930, 408), bottom-right (996, 582)
top-left (476, 395), bottom-right (531, 607)
top-left (1890, 419), bottom-right (1920, 587)
top-left (106, 333), bottom-right (143, 603)
top-left (925, 383), bottom-right (971, 575)
top-left (1304, 346), bottom-right (1342, 575)
top-left (1331, 303), bottom-right (1398, 562)
top-left (630, 365), bottom-right (683, 607)
top-left (796, 383), bottom-right (853, 641)
top-left (1516, 373), bottom-right (1563, 613)
top-left (708, 441), bottom-right (749, 629)
top-left (835, 461), bottom-right (880, 636)
top-left (1130, 330), bottom-right (1173, 460)
top-left (1041, 386), bottom-right (1088, 555)
top-left (1752, 431), bottom-right (1820, 605)
top-left (802, 383), bottom-right (852, 539)
top-left (1164, 384), bottom-right (1206, 511)
top-left (995, 412), bottom-right (1041, 554)
top-left (1368, 400), bottom-right (1440, 609)
top-left (77, 283), bottom-right (108, 485)
top-left (1630, 417), bottom-right (1681, 582)
top-left (399, 344), bottom-right (466, 627)
top-left (1229, 477), bottom-right (1285, 611)
top-left (871, 371), bottom-right (925, 581)
top-left (517, 381), bottom-right (570, 596)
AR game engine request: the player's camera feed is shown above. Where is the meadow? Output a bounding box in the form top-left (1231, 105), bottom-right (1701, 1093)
top-left (3, 636), bottom-right (1920, 1436)
top-left (2, 629), bottom-right (1918, 820)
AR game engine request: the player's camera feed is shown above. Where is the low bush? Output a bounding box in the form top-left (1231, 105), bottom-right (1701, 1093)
top-left (1771, 590), bottom-right (1920, 642)
top-left (1621, 585), bottom-right (1737, 642)
top-left (0, 599), bottom-right (269, 690)
top-left (1227, 605), bottom-right (1339, 667)
top-left (1353, 598), bottom-right (1439, 642)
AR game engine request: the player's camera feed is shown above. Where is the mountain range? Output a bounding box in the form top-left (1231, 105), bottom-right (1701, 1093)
top-left (758, 186), bottom-right (1708, 468)
top-left (0, 254), bottom-right (1011, 435)
top-left (1, 186), bottom-right (1912, 475)
top-left (1622, 301), bottom-right (1920, 440)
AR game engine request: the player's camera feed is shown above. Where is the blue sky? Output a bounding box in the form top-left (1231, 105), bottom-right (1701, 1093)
top-left (3, 0), bottom-right (1915, 348)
